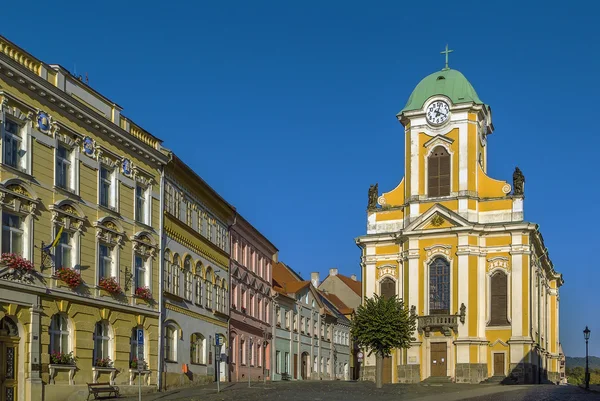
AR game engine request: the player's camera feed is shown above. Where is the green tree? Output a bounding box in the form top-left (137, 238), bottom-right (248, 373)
top-left (351, 294), bottom-right (416, 388)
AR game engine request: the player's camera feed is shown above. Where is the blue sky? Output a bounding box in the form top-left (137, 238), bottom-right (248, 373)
top-left (2, 0), bottom-right (598, 356)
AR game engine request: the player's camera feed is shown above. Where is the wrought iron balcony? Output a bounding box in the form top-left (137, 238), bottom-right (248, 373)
top-left (417, 315), bottom-right (458, 337)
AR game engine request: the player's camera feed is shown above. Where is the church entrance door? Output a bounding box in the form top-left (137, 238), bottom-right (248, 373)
top-left (430, 343), bottom-right (447, 377)
top-left (493, 353), bottom-right (505, 376)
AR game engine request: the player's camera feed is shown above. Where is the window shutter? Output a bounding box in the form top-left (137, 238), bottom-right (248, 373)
top-left (427, 146), bottom-right (450, 197)
top-left (380, 278), bottom-right (395, 299)
top-left (490, 272), bottom-right (509, 326)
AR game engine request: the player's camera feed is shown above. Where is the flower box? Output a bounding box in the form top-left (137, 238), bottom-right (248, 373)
top-left (50, 351), bottom-right (77, 365)
top-left (54, 267), bottom-right (82, 289)
top-left (98, 277), bottom-right (122, 295)
top-left (135, 286), bottom-right (152, 301)
top-left (92, 366), bottom-right (117, 385)
top-left (95, 357), bottom-right (113, 368)
top-left (129, 369), bottom-right (151, 385)
top-left (1, 253), bottom-right (34, 273)
top-left (49, 364), bottom-right (77, 385)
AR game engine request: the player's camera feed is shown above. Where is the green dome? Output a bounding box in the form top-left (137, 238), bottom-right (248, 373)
top-left (399, 69), bottom-right (483, 114)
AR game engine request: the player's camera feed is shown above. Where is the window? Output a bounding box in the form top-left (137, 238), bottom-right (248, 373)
top-left (55, 230), bottom-right (73, 270)
top-left (313, 356), bottom-right (318, 373)
top-left (222, 286), bottom-right (227, 312)
top-left (130, 327), bottom-right (144, 365)
top-left (2, 212), bottom-right (23, 255)
top-left (276, 350), bottom-right (281, 373)
top-left (284, 352), bottom-right (289, 374)
top-left (55, 144), bottom-right (72, 190)
top-left (49, 314), bottom-right (69, 354)
top-left (215, 286), bottom-right (221, 311)
top-left (241, 339), bottom-right (246, 365)
top-left (98, 243), bottom-right (113, 281)
top-left (249, 339), bottom-right (253, 366)
top-left (184, 257), bottom-right (192, 300)
top-left (429, 257), bottom-right (450, 314)
top-left (293, 313), bottom-right (298, 331)
top-left (380, 277), bottom-right (395, 299)
top-left (206, 271), bottom-right (213, 308)
top-left (427, 146), bottom-right (450, 197)
top-left (135, 185), bottom-right (146, 224)
top-left (165, 325), bottom-right (177, 362)
top-left (250, 294), bottom-right (254, 316)
top-left (172, 255), bottom-right (181, 296)
top-left (93, 321), bottom-right (111, 365)
top-left (3, 119), bottom-right (22, 169)
top-left (490, 271), bottom-right (510, 326)
top-left (195, 274), bottom-right (202, 305)
top-left (99, 166), bottom-right (115, 209)
top-left (191, 333), bottom-right (205, 364)
top-left (134, 254), bottom-right (146, 289)
top-left (164, 250), bottom-right (172, 293)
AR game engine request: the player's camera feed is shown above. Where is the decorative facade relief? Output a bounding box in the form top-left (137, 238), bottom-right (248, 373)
top-left (94, 219), bottom-right (125, 246)
top-left (50, 202), bottom-right (85, 232)
top-left (131, 232), bottom-right (158, 258)
top-left (424, 244), bottom-right (452, 260)
top-left (36, 110), bottom-right (59, 136)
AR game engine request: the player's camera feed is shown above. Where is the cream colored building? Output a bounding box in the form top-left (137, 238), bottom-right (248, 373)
top-left (0, 35), bottom-right (169, 401)
top-left (356, 60), bottom-right (563, 384)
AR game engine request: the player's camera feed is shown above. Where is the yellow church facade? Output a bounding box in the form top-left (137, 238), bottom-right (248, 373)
top-left (0, 35), bottom-right (169, 401)
top-left (356, 62), bottom-right (563, 384)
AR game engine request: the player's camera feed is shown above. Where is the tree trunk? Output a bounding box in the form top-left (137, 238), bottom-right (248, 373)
top-left (375, 352), bottom-right (383, 388)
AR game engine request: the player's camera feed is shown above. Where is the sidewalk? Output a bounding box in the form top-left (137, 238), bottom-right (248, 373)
top-left (119, 382), bottom-right (273, 401)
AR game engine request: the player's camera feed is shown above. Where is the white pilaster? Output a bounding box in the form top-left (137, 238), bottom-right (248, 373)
top-left (478, 237), bottom-right (487, 339)
top-left (410, 129), bottom-right (419, 197)
top-left (510, 233), bottom-right (523, 337)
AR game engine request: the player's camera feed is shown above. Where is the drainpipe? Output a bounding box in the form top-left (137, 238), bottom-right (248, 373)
top-left (157, 153), bottom-right (171, 391)
top-left (227, 212), bottom-right (238, 382)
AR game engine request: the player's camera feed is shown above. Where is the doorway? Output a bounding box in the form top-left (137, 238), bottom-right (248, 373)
top-left (383, 356), bottom-right (392, 384)
top-left (294, 354), bottom-right (298, 379)
top-left (0, 317), bottom-right (19, 401)
top-left (493, 353), bottom-right (505, 377)
top-left (430, 343), bottom-right (447, 377)
top-left (301, 352), bottom-right (308, 380)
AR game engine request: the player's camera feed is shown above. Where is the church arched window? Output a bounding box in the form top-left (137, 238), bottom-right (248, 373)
top-left (380, 277), bottom-right (396, 299)
top-left (490, 271), bottom-right (509, 326)
top-left (429, 257), bottom-right (450, 314)
top-left (427, 146), bottom-right (450, 197)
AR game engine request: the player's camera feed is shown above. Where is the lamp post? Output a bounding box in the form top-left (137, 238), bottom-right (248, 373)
top-left (584, 326), bottom-right (591, 390)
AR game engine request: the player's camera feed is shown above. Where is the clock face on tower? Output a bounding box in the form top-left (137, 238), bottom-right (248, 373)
top-left (426, 100), bottom-right (450, 125)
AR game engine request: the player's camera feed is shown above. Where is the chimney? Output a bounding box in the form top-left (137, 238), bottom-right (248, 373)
top-left (329, 268), bottom-right (338, 276)
top-left (351, 274), bottom-right (357, 281)
top-left (311, 272), bottom-right (320, 288)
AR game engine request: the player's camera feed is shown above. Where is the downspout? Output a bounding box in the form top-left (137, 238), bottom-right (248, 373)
top-left (271, 291), bottom-right (280, 381)
top-left (157, 152), bottom-right (171, 391)
top-left (227, 211), bottom-right (238, 382)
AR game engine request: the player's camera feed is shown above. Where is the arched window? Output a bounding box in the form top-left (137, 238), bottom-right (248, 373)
top-left (428, 146), bottom-right (450, 197)
top-left (222, 282), bottom-right (227, 313)
top-left (49, 314), bottom-right (70, 355)
top-left (429, 257), bottom-right (450, 315)
top-left (490, 271), bottom-right (509, 326)
top-left (206, 269), bottom-right (213, 308)
top-left (165, 324), bottom-right (177, 362)
top-left (164, 250), bottom-right (172, 293)
top-left (195, 274), bottom-right (203, 306)
top-left (93, 321), bottom-right (112, 366)
top-left (184, 256), bottom-right (192, 300)
top-left (172, 254), bottom-right (181, 296)
top-left (215, 285), bottom-right (221, 312)
top-left (380, 277), bottom-right (396, 299)
top-left (191, 333), bottom-right (205, 364)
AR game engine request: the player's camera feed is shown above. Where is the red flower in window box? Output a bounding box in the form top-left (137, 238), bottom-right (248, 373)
top-left (1, 253), bottom-right (34, 273)
top-left (135, 286), bottom-right (152, 301)
top-left (98, 277), bottom-right (122, 295)
top-left (54, 267), bottom-right (83, 289)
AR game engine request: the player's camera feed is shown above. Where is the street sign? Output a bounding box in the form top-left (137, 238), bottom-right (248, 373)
top-left (216, 334), bottom-right (223, 346)
top-left (137, 329), bottom-right (144, 346)
top-left (357, 352), bottom-right (364, 359)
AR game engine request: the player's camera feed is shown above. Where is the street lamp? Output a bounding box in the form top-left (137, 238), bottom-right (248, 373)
top-left (584, 326), bottom-right (591, 390)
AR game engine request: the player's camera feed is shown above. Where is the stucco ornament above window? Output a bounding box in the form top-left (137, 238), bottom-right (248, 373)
top-left (0, 182), bottom-right (39, 215)
top-left (130, 232), bottom-right (158, 258)
top-left (50, 202), bottom-right (85, 232)
top-left (36, 110), bottom-right (58, 136)
top-left (94, 219), bottom-right (125, 246)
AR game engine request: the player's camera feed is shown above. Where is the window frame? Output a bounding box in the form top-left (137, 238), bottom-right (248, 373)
top-left (49, 314), bottom-right (71, 355)
top-left (165, 324), bottom-right (177, 362)
top-left (93, 321), bottom-right (112, 365)
top-left (190, 333), bottom-right (205, 365)
top-left (97, 242), bottom-right (115, 283)
top-left (1, 212), bottom-right (23, 255)
top-left (426, 145), bottom-right (451, 198)
top-left (428, 257), bottom-right (451, 315)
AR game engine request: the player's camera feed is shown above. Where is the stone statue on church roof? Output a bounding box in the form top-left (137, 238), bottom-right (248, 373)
top-left (513, 167), bottom-right (525, 196)
top-left (368, 183), bottom-right (378, 210)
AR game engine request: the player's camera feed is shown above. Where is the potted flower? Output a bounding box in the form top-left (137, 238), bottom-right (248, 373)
top-left (130, 357), bottom-right (146, 369)
top-left (134, 286), bottom-right (152, 301)
top-left (1, 253), bottom-right (34, 274)
top-left (98, 277), bottom-right (122, 295)
top-left (95, 357), bottom-right (113, 368)
top-left (54, 267), bottom-right (83, 289)
top-left (50, 351), bottom-right (76, 365)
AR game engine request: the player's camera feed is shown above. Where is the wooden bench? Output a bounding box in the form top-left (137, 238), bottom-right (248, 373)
top-left (281, 372), bottom-right (292, 381)
top-left (87, 382), bottom-right (120, 400)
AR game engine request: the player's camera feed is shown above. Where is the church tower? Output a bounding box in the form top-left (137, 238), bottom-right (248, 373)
top-left (356, 48), bottom-right (563, 385)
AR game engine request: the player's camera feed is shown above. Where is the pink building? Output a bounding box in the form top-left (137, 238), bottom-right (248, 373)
top-left (229, 215), bottom-right (278, 382)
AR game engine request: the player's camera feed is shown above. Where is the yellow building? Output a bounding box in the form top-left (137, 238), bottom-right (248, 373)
top-left (0, 36), bottom-right (169, 401)
top-left (355, 58), bottom-right (563, 384)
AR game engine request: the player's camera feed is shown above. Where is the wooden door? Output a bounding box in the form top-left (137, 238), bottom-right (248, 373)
top-left (301, 353), bottom-right (307, 380)
top-left (0, 340), bottom-right (18, 401)
top-left (430, 343), bottom-right (447, 377)
top-left (382, 356), bottom-right (392, 384)
top-left (294, 354), bottom-right (298, 379)
top-left (493, 353), bottom-right (505, 376)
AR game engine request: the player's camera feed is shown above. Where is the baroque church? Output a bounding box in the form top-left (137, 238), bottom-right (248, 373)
top-left (355, 51), bottom-right (563, 384)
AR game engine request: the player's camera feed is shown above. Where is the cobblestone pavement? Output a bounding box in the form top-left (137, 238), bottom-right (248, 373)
top-left (121, 381), bottom-right (600, 401)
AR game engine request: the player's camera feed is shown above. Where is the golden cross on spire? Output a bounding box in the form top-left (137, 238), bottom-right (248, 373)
top-left (441, 44), bottom-right (453, 70)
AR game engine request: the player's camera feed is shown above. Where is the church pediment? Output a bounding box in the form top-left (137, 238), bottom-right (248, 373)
top-left (423, 134), bottom-right (454, 150)
top-left (404, 204), bottom-right (472, 232)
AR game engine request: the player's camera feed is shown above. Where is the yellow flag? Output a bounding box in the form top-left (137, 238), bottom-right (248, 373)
top-left (50, 226), bottom-right (64, 248)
